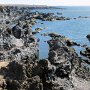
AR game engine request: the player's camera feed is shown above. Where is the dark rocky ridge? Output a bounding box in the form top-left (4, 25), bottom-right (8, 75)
top-left (0, 6), bottom-right (90, 90)
top-left (1, 33), bottom-right (90, 90)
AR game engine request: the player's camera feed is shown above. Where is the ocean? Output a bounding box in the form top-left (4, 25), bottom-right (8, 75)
top-left (32, 6), bottom-right (90, 59)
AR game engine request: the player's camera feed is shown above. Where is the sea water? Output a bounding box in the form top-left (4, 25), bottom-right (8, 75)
top-left (32, 6), bottom-right (90, 59)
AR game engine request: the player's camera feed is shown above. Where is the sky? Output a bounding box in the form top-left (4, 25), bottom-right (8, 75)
top-left (0, 0), bottom-right (90, 6)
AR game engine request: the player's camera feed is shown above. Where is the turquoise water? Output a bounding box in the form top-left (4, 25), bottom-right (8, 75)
top-left (32, 6), bottom-right (90, 59)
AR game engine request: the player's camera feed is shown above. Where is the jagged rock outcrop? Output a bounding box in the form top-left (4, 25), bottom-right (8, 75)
top-left (0, 15), bottom-right (38, 61)
top-left (80, 47), bottom-right (90, 59)
top-left (0, 6), bottom-right (90, 90)
top-left (1, 31), bottom-right (90, 90)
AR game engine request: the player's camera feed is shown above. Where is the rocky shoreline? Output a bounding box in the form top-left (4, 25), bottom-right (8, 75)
top-left (0, 6), bottom-right (90, 90)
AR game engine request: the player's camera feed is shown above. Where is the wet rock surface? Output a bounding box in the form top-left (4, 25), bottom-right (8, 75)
top-left (86, 34), bottom-right (90, 41)
top-left (80, 47), bottom-right (90, 60)
top-left (34, 12), bottom-right (71, 21)
top-left (0, 6), bottom-right (90, 90)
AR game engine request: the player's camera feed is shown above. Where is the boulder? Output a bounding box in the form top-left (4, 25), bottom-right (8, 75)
top-left (5, 61), bottom-right (27, 80)
top-left (80, 47), bottom-right (90, 59)
top-left (24, 76), bottom-right (43, 90)
top-left (86, 34), bottom-right (90, 40)
top-left (12, 25), bottom-right (21, 39)
top-left (66, 39), bottom-right (80, 46)
top-left (6, 79), bottom-right (21, 90)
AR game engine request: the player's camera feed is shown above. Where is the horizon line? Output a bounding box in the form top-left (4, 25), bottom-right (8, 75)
top-left (0, 3), bottom-right (90, 7)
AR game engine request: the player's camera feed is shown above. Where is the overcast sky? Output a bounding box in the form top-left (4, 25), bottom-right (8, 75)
top-left (0, 0), bottom-right (90, 6)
